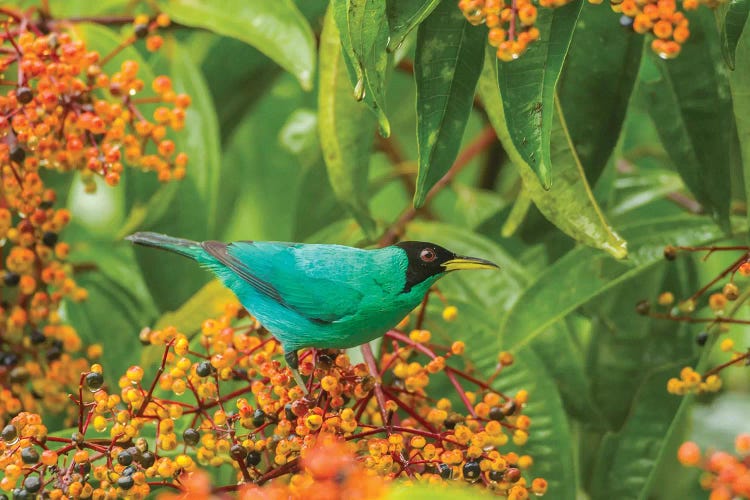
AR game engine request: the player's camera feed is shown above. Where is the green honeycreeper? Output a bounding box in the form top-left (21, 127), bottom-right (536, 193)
top-left (127, 232), bottom-right (499, 391)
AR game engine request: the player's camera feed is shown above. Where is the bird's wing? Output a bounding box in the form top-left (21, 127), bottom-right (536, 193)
top-left (201, 241), bottom-right (365, 324)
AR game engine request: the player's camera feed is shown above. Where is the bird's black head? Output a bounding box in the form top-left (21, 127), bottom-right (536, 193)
top-left (395, 241), bottom-right (499, 292)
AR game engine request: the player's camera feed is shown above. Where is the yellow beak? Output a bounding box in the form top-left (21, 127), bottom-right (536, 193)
top-left (442, 256), bottom-right (500, 272)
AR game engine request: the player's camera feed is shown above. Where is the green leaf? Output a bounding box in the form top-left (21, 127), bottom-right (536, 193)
top-left (497, 0), bottom-right (582, 187)
top-left (66, 238), bottom-right (158, 384)
top-left (609, 168), bottom-right (684, 218)
top-left (412, 0), bottom-right (486, 207)
top-left (157, 0), bottom-right (316, 90)
top-left (641, 10), bottom-right (733, 228)
top-left (219, 75), bottom-right (316, 242)
top-left (716, 0), bottom-right (750, 69)
top-left (531, 320), bottom-right (604, 424)
top-left (557, 4), bottom-right (644, 184)
top-left (584, 264), bottom-right (695, 429)
top-left (501, 187), bottom-right (532, 237)
top-left (587, 364), bottom-right (690, 499)
top-left (499, 215), bottom-right (738, 351)
top-left (201, 36), bottom-right (280, 142)
top-left (730, 17), bottom-right (750, 224)
top-left (479, 54), bottom-right (628, 259)
top-left (453, 184), bottom-right (507, 230)
top-left (385, 0), bottom-right (441, 51)
top-left (44, 0), bottom-right (129, 16)
top-left (152, 280), bottom-right (235, 332)
top-left (586, 267), bottom-right (728, 499)
top-left (332, 0), bottom-right (392, 135)
top-left (319, 9), bottom-right (378, 239)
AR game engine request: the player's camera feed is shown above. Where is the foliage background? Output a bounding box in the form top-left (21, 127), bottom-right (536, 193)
top-left (24, 0), bottom-right (750, 498)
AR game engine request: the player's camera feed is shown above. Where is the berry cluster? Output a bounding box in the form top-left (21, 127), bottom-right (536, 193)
top-left (637, 245), bottom-right (750, 397)
top-left (0, 8), bottom-right (188, 422)
top-left (0, 301), bottom-right (547, 497)
top-left (458, 0), bottom-right (724, 62)
top-left (677, 435), bottom-right (750, 499)
top-left (611, 0), bottom-right (690, 59)
top-left (458, 0), bottom-right (541, 61)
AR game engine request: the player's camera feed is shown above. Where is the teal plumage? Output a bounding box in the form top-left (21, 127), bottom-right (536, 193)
top-left (127, 232), bottom-right (498, 389)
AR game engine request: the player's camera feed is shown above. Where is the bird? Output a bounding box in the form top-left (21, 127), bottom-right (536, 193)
top-left (126, 232), bottom-right (499, 392)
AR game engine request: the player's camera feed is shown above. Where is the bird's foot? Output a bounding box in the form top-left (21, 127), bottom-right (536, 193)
top-left (291, 368), bottom-right (310, 397)
top-left (285, 350), bottom-right (310, 397)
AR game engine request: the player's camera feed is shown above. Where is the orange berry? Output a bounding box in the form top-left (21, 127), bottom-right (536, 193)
top-left (488, 27), bottom-right (507, 47)
top-left (73, 450), bottom-right (89, 464)
top-left (153, 107), bottom-right (171, 124)
top-left (633, 14), bottom-right (653, 34)
top-left (677, 441), bottom-right (701, 466)
top-left (531, 478), bottom-right (548, 495)
top-left (121, 60), bottom-right (139, 79)
top-left (104, 171), bottom-right (120, 187)
top-left (156, 13), bottom-right (171, 27)
top-left (174, 152), bottom-right (188, 167)
top-left (498, 351), bottom-right (514, 366)
top-left (709, 293), bottom-right (727, 312)
top-left (126, 365), bottom-right (144, 383)
top-left (175, 93), bottom-right (191, 109)
top-left (451, 341), bottom-right (465, 355)
top-left (146, 35), bottom-right (164, 52)
top-left (653, 20), bottom-right (673, 39)
top-left (41, 449), bottom-right (58, 466)
top-left (736, 433), bottom-right (750, 454)
top-left (518, 5), bottom-right (537, 25)
top-left (497, 41), bottom-right (515, 62)
top-left (152, 76), bottom-right (172, 94)
top-left (673, 25), bottom-right (690, 43)
top-left (158, 140), bottom-right (175, 158)
top-left (709, 487), bottom-right (732, 500)
top-left (621, 0), bottom-right (638, 16)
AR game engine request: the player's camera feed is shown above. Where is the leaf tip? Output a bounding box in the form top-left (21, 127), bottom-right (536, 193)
top-left (378, 117), bottom-right (391, 138)
top-left (298, 70), bottom-right (314, 92)
top-left (412, 190), bottom-right (426, 209)
top-left (602, 235), bottom-right (628, 260)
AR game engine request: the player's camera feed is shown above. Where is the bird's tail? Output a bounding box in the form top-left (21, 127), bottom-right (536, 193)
top-left (126, 232), bottom-right (202, 260)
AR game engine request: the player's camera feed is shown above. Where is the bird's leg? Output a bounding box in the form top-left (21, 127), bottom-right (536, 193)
top-left (284, 350), bottom-right (309, 396)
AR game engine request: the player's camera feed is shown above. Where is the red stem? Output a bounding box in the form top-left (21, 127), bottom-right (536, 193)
top-left (136, 341), bottom-right (173, 418)
top-left (703, 351), bottom-right (750, 378)
top-left (360, 342), bottom-right (391, 430)
top-left (687, 252), bottom-right (749, 302)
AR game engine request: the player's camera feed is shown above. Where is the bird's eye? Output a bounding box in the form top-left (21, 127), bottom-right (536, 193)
top-left (420, 248), bottom-right (436, 262)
